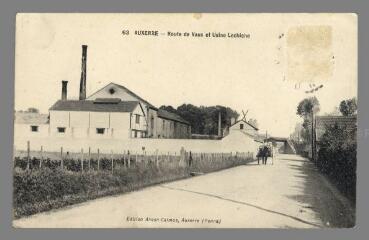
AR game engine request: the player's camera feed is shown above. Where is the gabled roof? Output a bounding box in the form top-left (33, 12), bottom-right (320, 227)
top-left (157, 109), bottom-right (190, 125)
top-left (49, 100), bottom-right (140, 113)
top-left (230, 119), bottom-right (259, 130)
top-left (15, 112), bottom-right (49, 124)
top-left (93, 98), bottom-right (122, 104)
top-left (88, 82), bottom-right (158, 110)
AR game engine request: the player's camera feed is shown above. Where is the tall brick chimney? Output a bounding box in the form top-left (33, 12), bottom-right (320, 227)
top-left (61, 80), bottom-right (68, 100)
top-left (79, 45), bottom-right (88, 100)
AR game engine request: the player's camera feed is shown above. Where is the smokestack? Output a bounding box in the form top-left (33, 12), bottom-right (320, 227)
top-left (79, 45), bottom-right (87, 100)
top-left (218, 111), bottom-right (222, 137)
top-left (61, 80), bottom-right (68, 100)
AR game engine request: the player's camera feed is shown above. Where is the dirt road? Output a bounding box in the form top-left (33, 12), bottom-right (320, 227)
top-left (13, 154), bottom-right (355, 228)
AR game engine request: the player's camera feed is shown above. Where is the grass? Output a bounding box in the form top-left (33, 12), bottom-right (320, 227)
top-left (13, 154), bottom-right (252, 218)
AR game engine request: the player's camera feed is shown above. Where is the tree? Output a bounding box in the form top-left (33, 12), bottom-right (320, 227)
top-left (159, 104), bottom-right (240, 135)
top-left (248, 118), bottom-right (258, 129)
top-left (159, 105), bottom-right (177, 114)
top-left (296, 96), bottom-right (320, 118)
top-left (339, 97), bottom-right (357, 116)
top-left (317, 123), bottom-right (356, 200)
top-left (296, 97), bottom-right (320, 147)
top-left (26, 107), bottom-right (39, 113)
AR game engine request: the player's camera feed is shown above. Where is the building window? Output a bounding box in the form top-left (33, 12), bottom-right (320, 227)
top-left (135, 114), bottom-right (140, 124)
top-left (30, 125), bottom-right (39, 132)
top-left (240, 124), bottom-right (244, 130)
top-left (96, 128), bottom-right (105, 134)
top-left (109, 87), bottom-right (115, 94)
top-left (57, 127), bottom-right (66, 133)
top-left (134, 130), bottom-right (137, 138)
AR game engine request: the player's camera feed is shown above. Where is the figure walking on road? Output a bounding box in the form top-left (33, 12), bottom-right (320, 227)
top-left (263, 145), bottom-right (269, 165)
top-left (257, 146), bottom-right (263, 165)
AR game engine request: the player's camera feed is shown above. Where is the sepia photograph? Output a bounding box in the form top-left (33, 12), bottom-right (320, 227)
top-left (12, 13), bottom-right (357, 228)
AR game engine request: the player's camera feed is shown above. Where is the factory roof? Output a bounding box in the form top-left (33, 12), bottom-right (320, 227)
top-left (14, 112), bottom-right (49, 124)
top-left (87, 82), bottom-right (158, 110)
top-left (49, 100), bottom-right (140, 113)
top-left (157, 109), bottom-right (190, 125)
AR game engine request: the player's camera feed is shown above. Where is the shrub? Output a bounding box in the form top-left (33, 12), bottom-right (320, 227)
top-left (13, 152), bottom-right (252, 218)
top-left (317, 123), bottom-right (357, 202)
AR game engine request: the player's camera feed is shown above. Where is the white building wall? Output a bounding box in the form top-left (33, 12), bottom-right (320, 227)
top-left (14, 124), bottom-right (49, 143)
top-left (70, 112), bottom-right (89, 138)
top-left (70, 112), bottom-right (89, 128)
top-left (49, 110), bottom-right (138, 140)
top-left (110, 112), bottom-right (130, 139)
top-left (89, 112), bottom-right (109, 128)
top-left (129, 105), bottom-right (146, 138)
top-left (230, 121), bottom-right (257, 136)
top-left (147, 109), bottom-right (158, 138)
top-left (50, 111), bottom-right (69, 128)
top-left (14, 132), bottom-right (258, 156)
top-left (49, 111), bottom-right (72, 137)
top-left (221, 130), bottom-right (260, 154)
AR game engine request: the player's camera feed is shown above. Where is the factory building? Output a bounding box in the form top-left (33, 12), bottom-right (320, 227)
top-left (16, 45), bottom-right (191, 140)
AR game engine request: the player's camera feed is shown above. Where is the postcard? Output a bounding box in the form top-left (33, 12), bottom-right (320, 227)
top-left (13, 13), bottom-right (357, 228)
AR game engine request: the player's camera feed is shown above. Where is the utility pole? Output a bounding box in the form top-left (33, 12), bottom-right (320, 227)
top-left (311, 111), bottom-right (314, 162)
top-left (305, 84), bottom-right (323, 163)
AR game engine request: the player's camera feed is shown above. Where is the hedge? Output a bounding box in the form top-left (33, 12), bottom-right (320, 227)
top-left (317, 124), bottom-right (357, 203)
top-left (13, 152), bottom-right (252, 218)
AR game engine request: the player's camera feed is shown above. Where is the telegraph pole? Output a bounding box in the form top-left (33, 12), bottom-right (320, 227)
top-left (311, 111), bottom-right (314, 162)
top-left (305, 84), bottom-right (323, 163)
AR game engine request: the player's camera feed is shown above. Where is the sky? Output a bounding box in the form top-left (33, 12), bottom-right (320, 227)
top-left (15, 13), bottom-right (357, 137)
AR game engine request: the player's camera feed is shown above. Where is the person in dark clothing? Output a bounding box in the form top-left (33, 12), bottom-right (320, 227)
top-left (263, 145), bottom-right (269, 165)
top-left (189, 151), bottom-right (193, 167)
top-left (257, 147), bottom-right (263, 165)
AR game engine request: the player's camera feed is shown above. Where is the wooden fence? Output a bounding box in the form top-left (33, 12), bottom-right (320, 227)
top-left (13, 141), bottom-right (254, 173)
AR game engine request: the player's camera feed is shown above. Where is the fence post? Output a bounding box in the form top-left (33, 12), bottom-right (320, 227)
top-left (88, 147), bottom-right (91, 171)
top-left (97, 148), bottom-right (100, 171)
top-left (144, 151), bottom-right (147, 167)
top-left (81, 148), bottom-right (84, 172)
top-left (127, 150), bottom-right (131, 169)
top-left (111, 150), bottom-right (114, 174)
top-left (26, 141), bottom-right (30, 171)
top-left (167, 152), bottom-right (170, 169)
top-left (60, 147), bottom-right (64, 170)
top-left (155, 149), bottom-right (159, 168)
top-left (180, 147), bottom-right (185, 166)
top-left (124, 150), bottom-right (128, 168)
top-left (40, 145), bottom-right (43, 169)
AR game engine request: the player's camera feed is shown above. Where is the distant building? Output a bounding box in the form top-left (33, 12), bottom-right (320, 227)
top-left (15, 45), bottom-right (191, 141)
top-left (228, 119), bottom-right (259, 137)
top-left (315, 115), bottom-right (357, 141)
top-left (14, 112), bottom-right (49, 137)
top-left (221, 119), bottom-right (261, 154)
top-left (47, 82), bottom-right (191, 139)
top-left (16, 82), bottom-right (191, 140)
